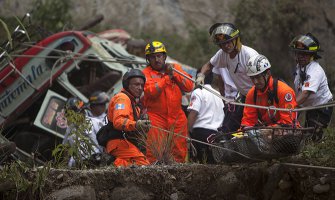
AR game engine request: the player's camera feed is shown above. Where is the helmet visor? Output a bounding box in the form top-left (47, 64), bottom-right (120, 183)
top-left (212, 25), bottom-right (239, 44)
top-left (290, 35), bottom-right (319, 52)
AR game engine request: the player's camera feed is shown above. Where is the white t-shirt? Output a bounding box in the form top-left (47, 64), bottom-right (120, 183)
top-left (187, 85), bottom-right (224, 131)
top-left (63, 116), bottom-right (106, 167)
top-left (212, 67), bottom-right (238, 100)
top-left (86, 110), bottom-right (107, 122)
top-left (294, 61), bottom-right (333, 106)
top-left (210, 45), bottom-right (258, 96)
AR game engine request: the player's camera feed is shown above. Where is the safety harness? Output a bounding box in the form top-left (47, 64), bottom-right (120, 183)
top-left (96, 91), bottom-right (145, 153)
top-left (253, 78), bottom-right (280, 125)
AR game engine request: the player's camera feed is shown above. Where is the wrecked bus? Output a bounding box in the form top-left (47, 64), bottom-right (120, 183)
top-left (0, 30), bottom-right (196, 163)
top-left (0, 31), bottom-right (148, 162)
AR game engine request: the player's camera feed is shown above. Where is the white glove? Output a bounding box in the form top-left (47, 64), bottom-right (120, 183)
top-left (196, 73), bottom-right (205, 86)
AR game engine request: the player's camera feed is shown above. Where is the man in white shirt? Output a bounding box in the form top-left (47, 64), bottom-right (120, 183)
top-left (86, 91), bottom-right (109, 122)
top-left (290, 33), bottom-right (333, 141)
top-left (63, 97), bottom-right (104, 167)
top-left (188, 71), bottom-right (224, 163)
top-left (196, 23), bottom-right (258, 132)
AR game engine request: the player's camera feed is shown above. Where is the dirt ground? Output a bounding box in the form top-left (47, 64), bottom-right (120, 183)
top-left (14, 161), bottom-right (333, 200)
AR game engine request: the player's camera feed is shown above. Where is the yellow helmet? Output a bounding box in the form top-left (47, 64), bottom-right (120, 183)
top-left (145, 41), bottom-right (167, 55)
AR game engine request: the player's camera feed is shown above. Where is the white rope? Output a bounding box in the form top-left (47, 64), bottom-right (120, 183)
top-left (7, 54), bottom-right (147, 65)
top-left (20, 43), bottom-right (147, 65)
top-left (281, 162), bottom-right (335, 171)
top-left (3, 43), bottom-right (334, 113)
top-left (7, 60), bottom-right (37, 90)
top-left (150, 125), bottom-right (335, 170)
top-left (150, 125), bottom-right (263, 162)
top-left (172, 67), bottom-right (335, 112)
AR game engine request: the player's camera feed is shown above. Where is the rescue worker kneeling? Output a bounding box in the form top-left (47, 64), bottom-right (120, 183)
top-left (241, 55), bottom-right (299, 128)
top-left (239, 55), bottom-right (300, 155)
top-left (105, 69), bottom-right (151, 167)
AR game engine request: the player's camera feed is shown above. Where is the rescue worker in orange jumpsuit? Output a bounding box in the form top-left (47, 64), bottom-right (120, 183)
top-left (142, 41), bottom-right (194, 163)
top-left (106, 69), bottom-right (151, 167)
top-left (241, 55), bottom-right (299, 128)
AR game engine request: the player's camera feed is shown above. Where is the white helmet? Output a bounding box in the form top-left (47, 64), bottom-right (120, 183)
top-left (246, 55), bottom-right (271, 77)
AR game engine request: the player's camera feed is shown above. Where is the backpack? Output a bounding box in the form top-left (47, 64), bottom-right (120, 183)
top-left (96, 121), bottom-right (124, 147)
top-left (96, 91), bottom-right (146, 152)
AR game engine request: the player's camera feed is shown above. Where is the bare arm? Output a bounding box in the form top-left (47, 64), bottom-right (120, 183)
top-left (296, 90), bottom-right (311, 106)
top-left (214, 74), bottom-right (225, 97)
top-left (200, 62), bottom-right (214, 75)
top-left (187, 110), bottom-right (199, 132)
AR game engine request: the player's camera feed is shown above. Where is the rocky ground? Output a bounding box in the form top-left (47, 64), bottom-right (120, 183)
top-left (3, 160), bottom-right (333, 200)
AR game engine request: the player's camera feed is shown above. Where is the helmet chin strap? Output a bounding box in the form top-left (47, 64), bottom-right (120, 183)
top-left (228, 38), bottom-right (240, 58)
top-left (260, 73), bottom-right (269, 92)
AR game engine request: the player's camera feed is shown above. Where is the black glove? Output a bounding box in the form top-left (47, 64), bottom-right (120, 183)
top-left (135, 120), bottom-right (151, 133)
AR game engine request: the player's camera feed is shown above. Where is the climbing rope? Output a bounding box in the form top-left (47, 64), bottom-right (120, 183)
top-left (172, 67), bottom-right (335, 112)
top-left (150, 124), bottom-right (335, 171)
top-left (150, 125), bottom-right (264, 162)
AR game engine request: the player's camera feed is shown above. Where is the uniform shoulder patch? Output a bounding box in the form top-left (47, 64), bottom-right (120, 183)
top-left (115, 103), bottom-right (125, 110)
top-left (284, 93), bottom-right (293, 102)
top-left (304, 82), bottom-right (310, 87)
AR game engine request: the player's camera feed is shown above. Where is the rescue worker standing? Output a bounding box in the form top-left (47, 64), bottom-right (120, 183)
top-left (241, 55), bottom-right (298, 128)
top-left (196, 23), bottom-right (258, 132)
top-left (187, 71), bottom-right (224, 163)
top-left (289, 33), bottom-right (333, 140)
top-left (142, 41), bottom-right (194, 163)
top-left (106, 69), bottom-right (151, 167)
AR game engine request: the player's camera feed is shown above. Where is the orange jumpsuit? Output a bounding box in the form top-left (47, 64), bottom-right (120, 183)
top-left (241, 76), bottom-right (298, 127)
top-left (106, 89), bottom-right (149, 167)
top-left (143, 63), bottom-right (194, 163)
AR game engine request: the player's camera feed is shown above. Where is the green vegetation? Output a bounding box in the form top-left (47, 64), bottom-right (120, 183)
top-left (0, 161), bottom-right (50, 199)
top-left (233, 0), bottom-right (308, 80)
top-left (52, 110), bottom-right (98, 169)
top-left (301, 127), bottom-right (335, 167)
top-left (31, 0), bottom-right (73, 32)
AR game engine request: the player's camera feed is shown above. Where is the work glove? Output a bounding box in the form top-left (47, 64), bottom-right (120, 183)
top-left (165, 63), bottom-right (174, 77)
top-left (195, 73), bottom-right (205, 86)
top-left (135, 120), bottom-right (151, 133)
top-left (235, 92), bottom-right (245, 103)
